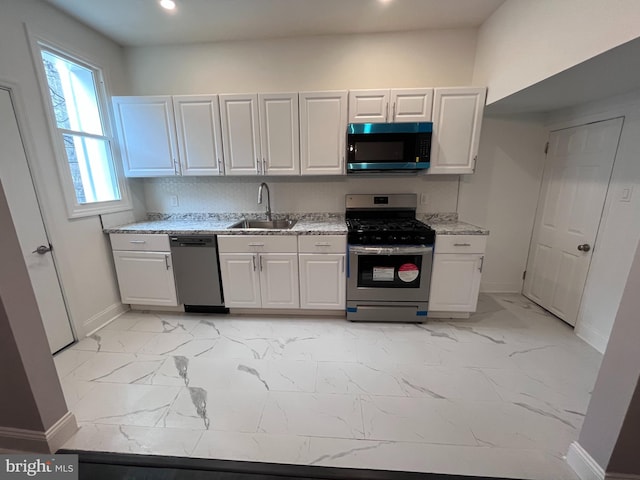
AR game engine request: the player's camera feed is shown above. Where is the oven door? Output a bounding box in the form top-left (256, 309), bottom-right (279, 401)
top-left (347, 245), bottom-right (433, 302)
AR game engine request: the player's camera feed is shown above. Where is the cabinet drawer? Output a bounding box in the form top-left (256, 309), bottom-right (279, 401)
top-left (110, 233), bottom-right (170, 252)
top-left (218, 235), bottom-right (297, 253)
top-left (298, 235), bottom-right (346, 253)
top-left (435, 235), bottom-right (487, 254)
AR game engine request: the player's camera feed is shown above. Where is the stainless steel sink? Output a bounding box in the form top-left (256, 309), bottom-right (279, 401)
top-left (229, 218), bottom-right (297, 230)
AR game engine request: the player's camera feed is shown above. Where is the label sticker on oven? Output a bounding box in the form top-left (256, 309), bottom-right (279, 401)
top-left (372, 267), bottom-right (395, 281)
top-left (398, 263), bottom-right (419, 282)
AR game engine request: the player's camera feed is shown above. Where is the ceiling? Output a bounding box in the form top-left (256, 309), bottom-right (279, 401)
top-left (44, 0), bottom-right (505, 47)
top-left (486, 36), bottom-right (640, 115)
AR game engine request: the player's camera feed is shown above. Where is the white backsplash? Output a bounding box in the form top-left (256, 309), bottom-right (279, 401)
top-left (142, 175), bottom-right (459, 215)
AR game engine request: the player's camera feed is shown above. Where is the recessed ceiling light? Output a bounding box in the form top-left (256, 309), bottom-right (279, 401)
top-left (159, 0), bottom-right (176, 10)
top-left (378, 0), bottom-right (393, 4)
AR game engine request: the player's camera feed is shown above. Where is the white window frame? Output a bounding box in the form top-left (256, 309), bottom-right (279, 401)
top-left (28, 32), bottom-right (132, 219)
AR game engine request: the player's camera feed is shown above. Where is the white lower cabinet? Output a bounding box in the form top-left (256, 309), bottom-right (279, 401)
top-left (299, 254), bottom-right (345, 309)
top-left (218, 253), bottom-right (262, 307)
top-left (298, 235), bottom-right (346, 310)
top-left (110, 234), bottom-right (178, 307)
top-left (429, 235), bottom-right (487, 313)
top-left (218, 235), bottom-right (299, 309)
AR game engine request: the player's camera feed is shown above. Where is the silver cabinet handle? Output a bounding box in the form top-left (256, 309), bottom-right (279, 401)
top-left (479, 256), bottom-right (484, 273)
top-left (341, 256), bottom-right (344, 272)
top-left (262, 158), bottom-right (267, 175)
top-left (173, 158), bottom-right (180, 175)
top-left (252, 254), bottom-right (257, 271)
top-left (164, 254), bottom-right (171, 270)
top-left (454, 243), bottom-right (472, 247)
top-left (385, 102), bottom-right (389, 121)
top-left (259, 254), bottom-right (263, 271)
top-left (248, 242), bottom-right (265, 247)
top-left (129, 240), bottom-right (146, 244)
top-left (217, 157), bottom-right (224, 175)
top-left (315, 242), bottom-right (331, 247)
top-left (256, 157), bottom-right (261, 174)
top-left (33, 244), bottom-right (52, 255)
top-left (392, 102), bottom-right (396, 120)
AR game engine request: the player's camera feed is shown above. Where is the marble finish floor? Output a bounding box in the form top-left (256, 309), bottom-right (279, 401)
top-left (55, 294), bottom-right (602, 479)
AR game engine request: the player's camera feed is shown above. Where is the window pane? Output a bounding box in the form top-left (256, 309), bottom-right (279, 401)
top-left (62, 134), bottom-right (120, 204)
top-left (41, 50), bottom-right (103, 136)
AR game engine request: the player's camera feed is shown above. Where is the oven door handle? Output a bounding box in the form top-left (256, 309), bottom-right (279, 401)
top-left (349, 245), bottom-right (433, 255)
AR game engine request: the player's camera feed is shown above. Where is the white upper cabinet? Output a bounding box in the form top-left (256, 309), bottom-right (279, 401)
top-left (173, 95), bottom-right (224, 176)
top-left (112, 96), bottom-right (179, 177)
top-left (258, 93), bottom-right (300, 176)
top-left (390, 88), bottom-right (433, 122)
top-left (349, 88), bottom-right (433, 123)
top-left (299, 91), bottom-right (348, 175)
top-left (429, 87), bottom-right (486, 175)
top-left (219, 94), bottom-right (261, 175)
top-left (348, 89), bottom-right (390, 123)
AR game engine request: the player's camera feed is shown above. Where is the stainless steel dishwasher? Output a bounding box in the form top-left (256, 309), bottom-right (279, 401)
top-left (169, 235), bottom-right (227, 313)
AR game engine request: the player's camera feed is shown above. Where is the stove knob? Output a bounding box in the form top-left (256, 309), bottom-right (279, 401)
top-left (387, 234), bottom-right (398, 242)
top-left (373, 235), bottom-right (383, 243)
top-left (400, 235), bottom-right (411, 242)
top-left (415, 235), bottom-right (427, 243)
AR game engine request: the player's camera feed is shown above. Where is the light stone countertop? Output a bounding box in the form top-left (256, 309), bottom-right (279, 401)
top-left (104, 213), bottom-right (487, 236)
top-left (104, 214), bottom-right (347, 236)
top-left (429, 221), bottom-right (490, 235)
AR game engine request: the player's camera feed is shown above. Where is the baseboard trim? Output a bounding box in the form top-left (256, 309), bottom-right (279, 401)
top-left (606, 474), bottom-right (640, 480)
top-left (575, 322), bottom-right (608, 354)
top-left (83, 302), bottom-right (129, 337)
top-left (0, 412), bottom-right (77, 453)
top-left (230, 308), bottom-right (345, 317)
top-left (567, 442), bottom-right (605, 480)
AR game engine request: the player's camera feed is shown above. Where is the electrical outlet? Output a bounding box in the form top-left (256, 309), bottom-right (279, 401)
top-left (169, 195), bottom-right (179, 207)
top-left (420, 193), bottom-right (428, 205)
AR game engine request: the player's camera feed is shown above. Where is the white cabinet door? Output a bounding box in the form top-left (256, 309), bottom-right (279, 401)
top-left (260, 253), bottom-right (300, 309)
top-left (348, 89), bottom-right (390, 123)
top-left (299, 254), bottom-right (345, 309)
top-left (220, 94), bottom-right (261, 176)
top-left (390, 88), bottom-right (433, 122)
top-left (112, 96), bottom-right (178, 177)
top-left (219, 253), bottom-right (261, 308)
top-left (429, 253), bottom-right (483, 312)
top-left (258, 93), bottom-right (300, 176)
top-left (429, 87), bottom-right (486, 175)
top-left (299, 91), bottom-right (348, 175)
top-left (112, 250), bottom-right (178, 306)
top-left (173, 95), bottom-right (224, 176)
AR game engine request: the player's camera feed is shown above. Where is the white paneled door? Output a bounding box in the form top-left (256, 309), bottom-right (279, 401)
top-left (0, 87), bottom-right (74, 353)
top-left (523, 118), bottom-right (623, 326)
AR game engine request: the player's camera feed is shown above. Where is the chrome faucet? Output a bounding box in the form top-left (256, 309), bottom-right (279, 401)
top-left (257, 182), bottom-right (272, 221)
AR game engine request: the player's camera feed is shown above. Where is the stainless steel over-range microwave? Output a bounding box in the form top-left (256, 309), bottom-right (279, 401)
top-left (346, 122), bottom-right (432, 173)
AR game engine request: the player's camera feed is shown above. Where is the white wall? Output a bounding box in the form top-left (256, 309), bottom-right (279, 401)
top-left (125, 29), bottom-right (478, 94)
top-left (144, 175), bottom-right (459, 215)
top-left (458, 115), bottom-right (547, 293)
top-left (547, 90), bottom-right (640, 353)
top-left (473, 0), bottom-right (640, 105)
top-left (0, 0), bottom-right (131, 337)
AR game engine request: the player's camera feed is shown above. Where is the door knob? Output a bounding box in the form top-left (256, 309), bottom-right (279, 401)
top-left (32, 244), bottom-right (52, 255)
top-left (577, 244), bottom-right (591, 252)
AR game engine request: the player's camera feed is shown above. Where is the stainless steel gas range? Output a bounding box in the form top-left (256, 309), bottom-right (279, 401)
top-left (346, 194), bottom-right (435, 323)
